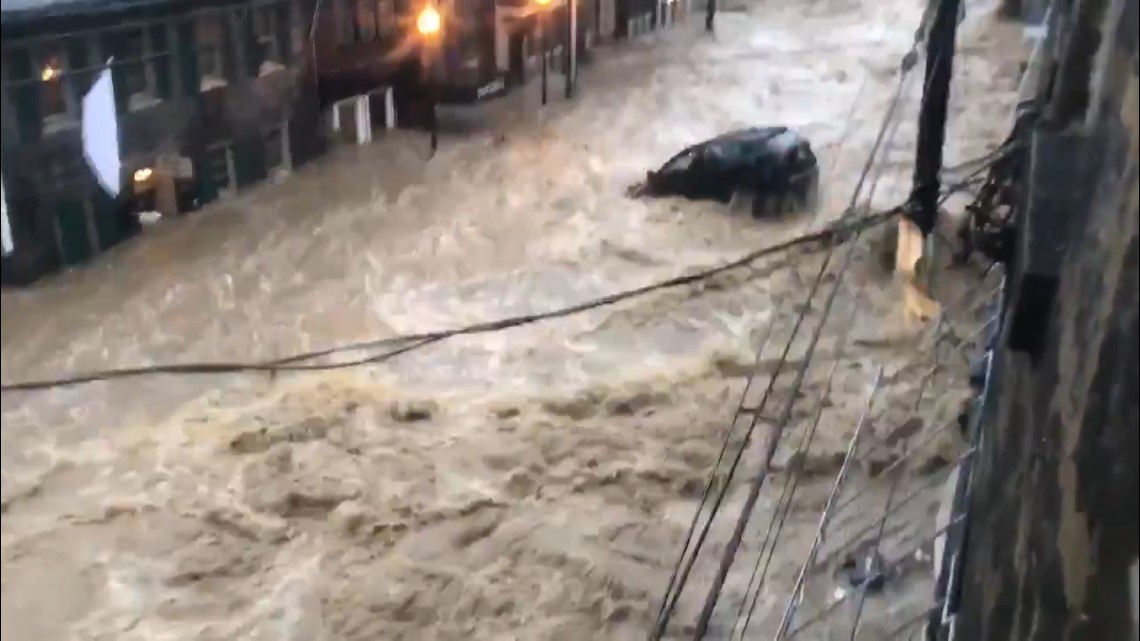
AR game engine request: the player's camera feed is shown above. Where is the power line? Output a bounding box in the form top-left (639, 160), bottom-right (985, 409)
top-left (770, 317), bottom-right (993, 636)
top-left (682, 28), bottom-right (942, 637)
top-left (735, 261), bottom-right (1001, 637)
top-left (784, 513), bottom-right (966, 640)
top-left (848, 346), bottom-right (940, 640)
top-left (651, 31), bottom-right (932, 636)
top-left (0, 210), bottom-right (893, 394)
top-left (727, 271), bottom-right (867, 641)
top-left (1, 133), bottom-right (1007, 396)
top-left (772, 367), bottom-right (886, 640)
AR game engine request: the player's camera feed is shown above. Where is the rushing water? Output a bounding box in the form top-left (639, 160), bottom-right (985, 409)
top-left (1, 1), bottom-right (1026, 639)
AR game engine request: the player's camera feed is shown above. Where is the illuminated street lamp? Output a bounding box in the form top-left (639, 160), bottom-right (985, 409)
top-left (534, 0), bottom-right (553, 104)
top-left (416, 4), bottom-right (442, 37)
top-left (416, 3), bottom-right (444, 153)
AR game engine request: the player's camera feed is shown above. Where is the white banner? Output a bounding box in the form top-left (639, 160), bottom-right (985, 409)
top-left (82, 59), bottom-right (122, 198)
top-left (1, 169), bottom-right (11, 255)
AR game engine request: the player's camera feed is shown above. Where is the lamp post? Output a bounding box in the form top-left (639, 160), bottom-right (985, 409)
top-left (535, 0), bottom-right (552, 105)
top-left (565, 0), bottom-right (577, 98)
top-left (416, 2), bottom-right (443, 153)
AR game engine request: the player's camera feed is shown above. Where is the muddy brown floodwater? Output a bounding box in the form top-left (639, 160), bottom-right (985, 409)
top-left (2, 0), bottom-right (1027, 639)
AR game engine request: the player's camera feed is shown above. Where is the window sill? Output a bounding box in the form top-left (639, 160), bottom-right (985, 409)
top-left (43, 117), bottom-right (79, 136)
top-left (200, 76), bottom-right (229, 92)
top-left (259, 61), bottom-right (286, 77)
top-left (128, 94), bottom-right (163, 112)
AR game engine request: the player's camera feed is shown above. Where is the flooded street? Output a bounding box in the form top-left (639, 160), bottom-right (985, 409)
top-left (2, 0), bottom-right (1026, 639)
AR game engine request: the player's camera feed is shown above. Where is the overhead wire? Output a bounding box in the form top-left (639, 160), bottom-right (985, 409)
top-left (685, 36), bottom-right (931, 639)
top-left (772, 366), bottom-right (886, 640)
top-left (766, 191), bottom-right (1004, 637)
top-left (669, 2), bottom-right (1011, 631)
top-left (649, 143), bottom-right (1002, 638)
top-left (771, 294), bottom-right (997, 637)
top-left (730, 267), bottom-right (996, 639)
top-left (784, 512), bottom-right (967, 639)
top-left (0, 210), bottom-right (891, 394)
top-left (651, 25), bottom-right (946, 636)
top-left (848, 316), bottom-right (942, 640)
top-left (0, 135), bottom-right (1010, 396)
top-left (785, 290), bottom-right (999, 639)
top-left (728, 286), bottom-right (867, 641)
top-left (729, 55), bottom-right (927, 638)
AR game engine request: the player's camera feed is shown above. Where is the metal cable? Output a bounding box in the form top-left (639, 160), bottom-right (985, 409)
top-left (785, 513), bottom-right (967, 639)
top-left (730, 288), bottom-right (868, 641)
top-left (651, 314), bottom-right (780, 631)
top-left (653, 34), bottom-right (938, 635)
top-left (772, 366), bottom-right (886, 639)
top-left (847, 316), bottom-right (946, 640)
top-left (653, 240), bottom-right (840, 640)
top-left (731, 65), bottom-right (925, 634)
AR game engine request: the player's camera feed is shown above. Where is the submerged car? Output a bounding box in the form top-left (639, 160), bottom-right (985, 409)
top-left (630, 127), bottom-right (821, 217)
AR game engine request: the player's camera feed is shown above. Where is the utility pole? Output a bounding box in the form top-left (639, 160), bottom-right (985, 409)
top-left (705, 0), bottom-right (715, 32)
top-left (566, 0), bottom-right (578, 98)
top-left (898, 0), bottom-right (963, 326)
top-left (909, 0), bottom-right (963, 237)
top-left (416, 3), bottom-right (443, 154)
top-left (540, 17), bottom-right (548, 105)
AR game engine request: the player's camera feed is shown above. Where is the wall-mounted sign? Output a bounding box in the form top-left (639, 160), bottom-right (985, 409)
top-left (476, 76), bottom-right (507, 100)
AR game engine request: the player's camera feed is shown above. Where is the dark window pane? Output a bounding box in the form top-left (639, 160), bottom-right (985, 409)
top-left (8, 49), bottom-right (43, 142)
top-left (265, 127), bottom-right (284, 170)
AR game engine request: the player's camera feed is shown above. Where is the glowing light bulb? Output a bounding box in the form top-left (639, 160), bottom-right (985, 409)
top-left (416, 5), bottom-right (441, 36)
top-left (133, 167), bottom-right (153, 182)
top-left (41, 65), bottom-right (59, 82)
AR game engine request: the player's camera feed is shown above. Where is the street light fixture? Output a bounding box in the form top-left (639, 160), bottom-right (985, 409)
top-left (416, 4), bottom-right (442, 37)
top-left (415, 3), bottom-right (444, 154)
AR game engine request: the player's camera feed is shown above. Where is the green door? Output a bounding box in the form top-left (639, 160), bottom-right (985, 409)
top-left (56, 200), bottom-right (94, 266)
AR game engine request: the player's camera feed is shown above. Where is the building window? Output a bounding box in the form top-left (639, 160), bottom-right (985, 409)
top-left (205, 142), bottom-right (235, 194)
top-left (265, 125), bottom-right (286, 173)
top-left (103, 27), bottom-right (169, 112)
top-left (377, 0), bottom-right (398, 36)
top-left (336, 0), bottom-right (358, 44)
top-left (196, 16), bottom-right (229, 90)
top-left (356, 0), bottom-right (378, 42)
top-left (8, 43), bottom-right (82, 135)
top-left (253, 7), bottom-right (285, 75)
top-left (39, 50), bottom-right (71, 128)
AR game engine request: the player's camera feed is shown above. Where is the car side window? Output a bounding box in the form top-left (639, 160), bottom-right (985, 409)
top-left (662, 149), bottom-right (697, 172)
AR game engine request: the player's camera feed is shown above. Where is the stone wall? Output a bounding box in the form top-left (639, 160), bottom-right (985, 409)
top-left (955, 0), bottom-right (1139, 639)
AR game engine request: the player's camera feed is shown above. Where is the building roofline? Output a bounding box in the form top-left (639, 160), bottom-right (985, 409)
top-left (2, 0), bottom-right (163, 21)
top-left (1, 0), bottom-right (257, 28)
